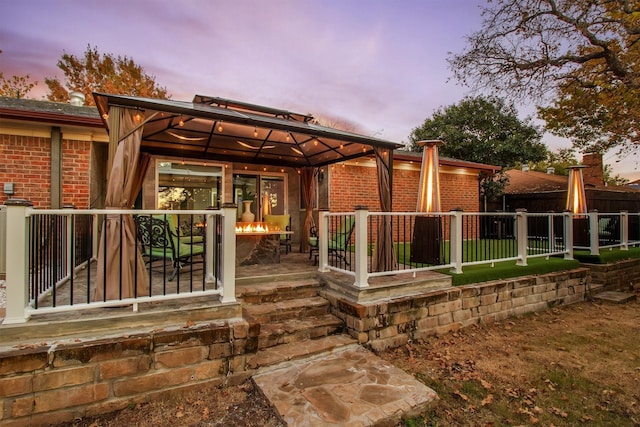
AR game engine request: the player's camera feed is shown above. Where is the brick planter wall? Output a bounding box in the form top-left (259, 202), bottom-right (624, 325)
top-left (324, 268), bottom-right (590, 352)
top-left (0, 319), bottom-right (257, 427)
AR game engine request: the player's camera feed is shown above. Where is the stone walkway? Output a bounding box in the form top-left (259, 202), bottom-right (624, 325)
top-left (253, 345), bottom-right (438, 426)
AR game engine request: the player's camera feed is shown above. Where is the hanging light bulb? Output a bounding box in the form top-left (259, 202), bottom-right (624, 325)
top-left (178, 116), bottom-right (184, 127)
top-left (339, 143), bottom-right (344, 149)
top-left (102, 113), bottom-right (109, 120)
top-left (285, 132), bottom-right (290, 142)
top-left (254, 127), bottom-right (258, 137)
top-left (217, 121), bottom-right (223, 132)
top-left (134, 111), bottom-right (143, 122)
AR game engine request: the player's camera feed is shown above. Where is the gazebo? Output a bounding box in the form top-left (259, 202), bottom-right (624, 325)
top-left (92, 93), bottom-right (403, 298)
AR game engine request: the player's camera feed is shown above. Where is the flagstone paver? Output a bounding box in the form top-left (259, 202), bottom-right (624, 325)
top-left (253, 345), bottom-right (438, 426)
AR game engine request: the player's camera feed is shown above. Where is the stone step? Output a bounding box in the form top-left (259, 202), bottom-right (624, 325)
top-left (591, 290), bottom-right (637, 304)
top-left (243, 296), bottom-right (330, 323)
top-left (258, 313), bottom-right (344, 349)
top-left (238, 278), bottom-right (323, 304)
top-left (252, 346), bottom-right (438, 426)
top-left (247, 334), bottom-right (358, 371)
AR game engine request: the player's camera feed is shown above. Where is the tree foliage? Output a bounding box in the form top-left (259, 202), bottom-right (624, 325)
top-left (0, 72), bottom-right (37, 98)
top-left (0, 50), bottom-right (37, 98)
top-left (449, 0), bottom-right (640, 154)
top-left (408, 96), bottom-right (546, 199)
top-left (526, 147), bottom-right (579, 175)
top-left (45, 45), bottom-right (169, 106)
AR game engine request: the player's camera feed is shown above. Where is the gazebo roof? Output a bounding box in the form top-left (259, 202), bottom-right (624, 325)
top-left (93, 93), bottom-right (403, 169)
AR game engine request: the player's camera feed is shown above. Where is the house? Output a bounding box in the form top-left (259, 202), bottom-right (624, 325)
top-left (0, 96), bottom-right (106, 209)
top-left (498, 153), bottom-right (640, 213)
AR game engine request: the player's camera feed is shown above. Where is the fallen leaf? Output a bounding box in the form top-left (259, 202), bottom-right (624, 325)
top-left (481, 394), bottom-right (494, 406)
top-left (549, 407), bottom-right (568, 418)
top-left (202, 407), bottom-right (210, 420)
top-left (480, 379), bottom-right (493, 390)
top-left (454, 389), bottom-right (469, 401)
top-left (175, 411), bottom-right (184, 418)
top-left (529, 415), bottom-right (539, 424)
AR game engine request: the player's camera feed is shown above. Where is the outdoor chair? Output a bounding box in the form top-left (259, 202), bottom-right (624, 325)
top-left (309, 215), bottom-right (356, 265)
top-left (264, 214), bottom-right (292, 254)
top-left (598, 216), bottom-right (620, 244)
top-left (135, 215), bottom-right (204, 281)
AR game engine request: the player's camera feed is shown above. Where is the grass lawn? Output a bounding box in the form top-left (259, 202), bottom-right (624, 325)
top-left (573, 245), bottom-right (640, 264)
top-left (391, 241), bottom-right (581, 286)
top-left (436, 257), bottom-right (582, 286)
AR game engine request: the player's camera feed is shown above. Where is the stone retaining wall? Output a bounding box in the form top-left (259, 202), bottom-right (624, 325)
top-left (585, 258), bottom-right (640, 293)
top-left (0, 319), bottom-right (257, 427)
top-left (324, 268), bottom-right (591, 352)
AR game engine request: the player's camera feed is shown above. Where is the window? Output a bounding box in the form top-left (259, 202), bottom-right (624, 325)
top-left (233, 173), bottom-right (287, 221)
top-left (157, 161), bottom-right (223, 210)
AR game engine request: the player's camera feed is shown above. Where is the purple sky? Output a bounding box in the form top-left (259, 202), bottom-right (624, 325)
top-left (2, 0), bottom-right (638, 178)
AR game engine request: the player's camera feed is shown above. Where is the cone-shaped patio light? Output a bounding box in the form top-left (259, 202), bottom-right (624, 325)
top-left (416, 140), bottom-right (443, 213)
top-left (411, 140), bottom-right (444, 265)
top-left (566, 165), bottom-right (588, 216)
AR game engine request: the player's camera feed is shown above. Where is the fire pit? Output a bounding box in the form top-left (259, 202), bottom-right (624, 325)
top-left (235, 222), bottom-right (292, 265)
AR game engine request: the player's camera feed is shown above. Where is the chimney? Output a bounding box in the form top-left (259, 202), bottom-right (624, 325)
top-left (546, 166), bottom-right (555, 174)
top-left (582, 152), bottom-right (605, 187)
top-left (69, 91), bottom-right (85, 107)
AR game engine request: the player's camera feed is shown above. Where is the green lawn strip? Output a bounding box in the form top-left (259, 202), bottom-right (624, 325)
top-left (435, 257), bottom-right (581, 286)
top-left (573, 245), bottom-right (640, 264)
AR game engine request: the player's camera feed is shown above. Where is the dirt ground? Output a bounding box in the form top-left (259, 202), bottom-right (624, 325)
top-left (60, 298), bottom-right (640, 427)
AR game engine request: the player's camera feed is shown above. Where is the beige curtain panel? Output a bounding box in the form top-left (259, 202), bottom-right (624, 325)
top-left (95, 107), bottom-right (150, 301)
top-left (374, 147), bottom-right (397, 272)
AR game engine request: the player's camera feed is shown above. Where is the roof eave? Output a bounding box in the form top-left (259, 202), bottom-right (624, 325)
top-left (0, 107), bottom-right (104, 128)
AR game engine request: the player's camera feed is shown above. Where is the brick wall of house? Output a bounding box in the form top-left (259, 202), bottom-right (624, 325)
top-left (61, 140), bottom-right (91, 208)
top-left (0, 134), bottom-right (90, 208)
top-left (0, 134), bottom-right (52, 208)
top-left (328, 162), bottom-right (481, 213)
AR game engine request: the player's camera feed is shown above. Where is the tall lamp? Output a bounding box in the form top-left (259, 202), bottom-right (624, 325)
top-left (566, 165), bottom-right (589, 246)
top-left (411, 140), bottom-right (443, 264)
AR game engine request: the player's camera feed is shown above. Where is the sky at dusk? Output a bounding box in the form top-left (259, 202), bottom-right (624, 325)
top-left (2, 0), bottom-right (638, 178)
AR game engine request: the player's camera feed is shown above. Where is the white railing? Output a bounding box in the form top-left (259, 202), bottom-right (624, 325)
top-left (574, 211), bottom-right (640, 255)
top-left (3, 201), bottom-right (237, 324)
top-left (318, 208), bottom-right (579, 287)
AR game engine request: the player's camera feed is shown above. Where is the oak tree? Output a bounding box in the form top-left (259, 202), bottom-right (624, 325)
top-left (408, 96), bottom-right (546, 199)
top-left (45, 45), bottom-right (169, 106)
top-left (0, 51), bottom-right (37, 98)
top-left (449, 0), bottom-right (640, 155)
